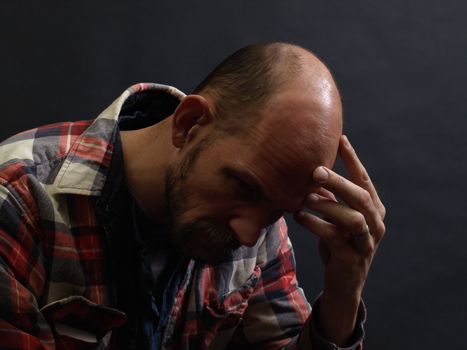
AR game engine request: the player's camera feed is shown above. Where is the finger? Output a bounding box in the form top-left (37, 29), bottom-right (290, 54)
top-left (339, 135), bottom-right (386, 219)
top-left (305, 193), bottom-right (368, 234)
top-left (316, 187), bottom-right (337, 202)
top-left (294, 210), bottom-right (374, 257)
top-left (313, 166), bottom-right (376, 218)
top-left (305, 193), bottom-right (380, 252)
top-left (313, 166), bottom-right (386, 242)
top-left (294, 210), bottom-right (345, 242)
top-left (309, 191), bottom-right (337, 223)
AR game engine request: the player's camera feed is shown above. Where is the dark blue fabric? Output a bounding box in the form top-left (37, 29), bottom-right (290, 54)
top-left (130, 200), bottom-right (186, 350)
top-left (95, 113), bottom-right (186, 350)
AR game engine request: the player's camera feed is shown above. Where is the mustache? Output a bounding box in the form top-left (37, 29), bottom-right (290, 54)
top-left (172, 219), bottom-right (241, 263)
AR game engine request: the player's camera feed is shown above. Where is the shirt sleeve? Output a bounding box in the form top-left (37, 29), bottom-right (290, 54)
top-left (227, 218), bottom-right (366, 350)
top-left (0, 182), bottom-right (54, 349)
top-left (295, 294), bottom-right (366, 350)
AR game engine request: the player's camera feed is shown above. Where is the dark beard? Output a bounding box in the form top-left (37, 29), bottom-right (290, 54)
top-left (170, 219), bottom-right (241, 263)
top-left (164, 139), bottom-right (241, 263)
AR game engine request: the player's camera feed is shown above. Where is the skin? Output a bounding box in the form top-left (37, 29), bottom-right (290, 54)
top-left (121, 49), bottom-right (386, 346)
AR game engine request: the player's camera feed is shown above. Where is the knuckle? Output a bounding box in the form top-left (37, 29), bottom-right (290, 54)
top-left (375, 221), bottom-right (386, 237)
top-left (367, 242), bottom-right (377, 256)
top-left (350, 212), bottom-right (366, 232)
top-left (352, 239), bottom-right (375, 258)
top-left (359, 169), bottom-right (370, 183)
top-left (379, 204), bottom-right (387, 219)
top-left (357, 190), bottom-right (372, 209)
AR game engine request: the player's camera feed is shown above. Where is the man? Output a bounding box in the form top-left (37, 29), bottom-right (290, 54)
top-left (0, 42), bottom-right (385, 349)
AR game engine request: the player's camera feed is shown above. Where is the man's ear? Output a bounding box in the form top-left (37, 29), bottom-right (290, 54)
top-left (172, 94), bottom-right (214, 148)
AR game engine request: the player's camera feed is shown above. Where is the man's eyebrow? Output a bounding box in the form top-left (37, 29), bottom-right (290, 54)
top-left (222, 167), bottom-right (270, 201)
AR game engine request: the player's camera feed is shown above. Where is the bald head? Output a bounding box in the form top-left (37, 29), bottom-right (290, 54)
top-left (193, 42), bottom-right (342, 136)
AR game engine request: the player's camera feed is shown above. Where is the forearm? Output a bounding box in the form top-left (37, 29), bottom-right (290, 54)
top-left (318, 290), bottom-right (361, 346)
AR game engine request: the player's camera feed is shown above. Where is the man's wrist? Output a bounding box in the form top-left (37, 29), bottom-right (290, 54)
top-left (318, 290), bottom-right (362, 346)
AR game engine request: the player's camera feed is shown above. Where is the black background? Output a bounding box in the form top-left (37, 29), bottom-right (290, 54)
top-left (1, 1), bottom-right (466, 348)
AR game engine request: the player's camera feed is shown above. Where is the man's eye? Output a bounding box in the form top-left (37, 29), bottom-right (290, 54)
top-left (233, 176), bottom-right (254, 192)
top-left (221, 168), bottom-right (262, 202)
top-left (234, 177), bottom-right (251, 191)
top-left (233, 177), bottom-right (260, 200)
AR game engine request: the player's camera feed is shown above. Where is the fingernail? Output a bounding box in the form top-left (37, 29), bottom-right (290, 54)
top-left (342, 135), bottom-right (350, 147)
top-left (313, 167), bottom-right (329, 183)
top-left (308, 193), bottom-right (320, 202)
top-left (342, 135), bottom-right (353, 149)
top-left (294, 210), bottom-right (306, 219)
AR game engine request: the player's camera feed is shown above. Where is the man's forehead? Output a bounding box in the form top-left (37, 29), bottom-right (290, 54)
top-left (234, 108), bottom-right (340, 209)
top-left (229, 141), bottom-right (325, 204)
top-left (249, 112), bottom-right (340, 170)
top-left (254, 82), bottom-right (341, 139)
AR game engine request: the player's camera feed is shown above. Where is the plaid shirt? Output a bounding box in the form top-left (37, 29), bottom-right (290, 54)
top-left (0, 83), bottom-right (365, 349)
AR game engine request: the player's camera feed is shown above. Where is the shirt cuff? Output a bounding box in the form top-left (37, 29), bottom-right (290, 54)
top-left (297, 293), bottom-right (366, 350)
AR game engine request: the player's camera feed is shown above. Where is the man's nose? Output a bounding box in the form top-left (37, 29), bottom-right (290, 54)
top-left (229, 217), bottom-right (263, 247)
top-left (229, 211), bottom-right (269, 247)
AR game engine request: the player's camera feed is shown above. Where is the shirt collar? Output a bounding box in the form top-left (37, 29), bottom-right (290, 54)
top-left (49, 83), bottom-right (185, 196)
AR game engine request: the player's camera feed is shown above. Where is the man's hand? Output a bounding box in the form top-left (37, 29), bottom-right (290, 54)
top-left (294, 135), bottom-right (386, 346)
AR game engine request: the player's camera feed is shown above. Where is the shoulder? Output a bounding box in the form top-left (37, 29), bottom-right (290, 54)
top-left (0, 120), bottom-right (92, 175)
top-left (0, 121), bottom-right (95, 226)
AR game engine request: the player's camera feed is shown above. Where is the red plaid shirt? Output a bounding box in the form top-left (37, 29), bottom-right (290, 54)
top-left (0, 83), bottom-right (365, 349)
